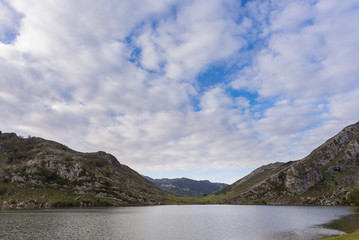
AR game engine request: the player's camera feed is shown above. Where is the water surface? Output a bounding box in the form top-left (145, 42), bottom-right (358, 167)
top-left (0, 205), bottom-right (355, 240)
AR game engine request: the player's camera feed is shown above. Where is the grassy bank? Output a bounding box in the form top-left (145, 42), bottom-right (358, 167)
top-left (165, 192), bottom-right (232, 204)
top-left (0, 182), bottom-right (121, 208)
top-left (321, 207), bottom-right (359, 240)
top-left (322, 230), bottom-right (359, 240)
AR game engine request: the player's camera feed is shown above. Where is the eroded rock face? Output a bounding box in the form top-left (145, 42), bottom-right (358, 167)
top-left (0, 133), bottom-right (166, 209)
top-left (221, 122), bottom-right (359, 205)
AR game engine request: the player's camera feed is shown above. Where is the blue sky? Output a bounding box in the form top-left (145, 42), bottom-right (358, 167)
top-left (0, 0), bottom-right (359, 184)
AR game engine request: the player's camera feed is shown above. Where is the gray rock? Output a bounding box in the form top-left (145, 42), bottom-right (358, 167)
top-left (221, 122), bottom-right (359, 205)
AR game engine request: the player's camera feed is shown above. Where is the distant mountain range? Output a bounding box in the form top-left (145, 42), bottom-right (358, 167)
top-left (145, 177), bottom-right (228, 197)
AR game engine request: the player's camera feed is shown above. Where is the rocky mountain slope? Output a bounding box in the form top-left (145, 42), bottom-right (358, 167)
top-left (146, 177), bottom-right (228, 197)
top-left (217, 122), bottom-right (359, 205)
top-left (0, 132), bottom-right (167, 209)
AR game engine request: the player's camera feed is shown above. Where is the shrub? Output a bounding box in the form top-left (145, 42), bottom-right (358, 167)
top-left (79, 169), bottom-right (87, 177)
top-left (348, 187), bottom-right (359, 206)
top-left (103, 166), bottom-right (112, 177)
top-left (37, 167), bottom-right (68, 185)
top-left (63, 154), bottom-right (72, 162)
top-left (89, 158), bottom-right (107, 168)
top-left (0, 186), bottom-right (8, 195)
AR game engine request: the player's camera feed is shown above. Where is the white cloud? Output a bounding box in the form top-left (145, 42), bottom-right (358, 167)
top-left (326, 89), bottom-right (359, 124)
top-left (135, 0), bottom-right (247, 80)
top-left (270, 1), bottom-right (313, 32)
top-left (0, 0), bottom-right (358, 183)
top-left (231, 0), bottom-right (359, 160)
top-left (237, 0), bottom-right (359, 100)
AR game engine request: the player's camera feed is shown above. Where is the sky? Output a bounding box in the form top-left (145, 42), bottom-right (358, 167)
top-left (0, 0), bottom-right (358, 184)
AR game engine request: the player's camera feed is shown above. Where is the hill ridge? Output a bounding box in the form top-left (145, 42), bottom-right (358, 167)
top-left (218, 122), bottom-right (359, 205)
top-left (146, 176), bottom-right (228, 197)
top-left (0, 132), bottom-right (167, 209)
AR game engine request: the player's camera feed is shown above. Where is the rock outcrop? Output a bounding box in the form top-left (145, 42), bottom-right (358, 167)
top-left (0, 132), bottom-right (167, 209)
top-left (219, 122), bottom-right (359, 205)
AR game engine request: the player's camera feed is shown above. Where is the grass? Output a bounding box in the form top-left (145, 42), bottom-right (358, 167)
top-left (166, 194), bottom-right (217, 204)
top-left (165, 188), bottom-right (239, 204)
top-left (232, 170), bottom-right (273, 193)
top-left (0, 182), bottom-right (121, 208)
top-left (322, 230), bottom-right (359, 240)
top-left (314, 170), bottom-right (357, 194)
top-left (166, 194), bottom-right (206, 204)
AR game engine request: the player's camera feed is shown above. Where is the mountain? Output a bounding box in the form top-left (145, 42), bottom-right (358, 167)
top-left (216, 122), bottom-right (359, 205)
top-left (2, 121), bottom-right (358, 208)
top-left (146, 177), bottom-right (228, 197)
top-left (0, 132), bottom-right (167, 209)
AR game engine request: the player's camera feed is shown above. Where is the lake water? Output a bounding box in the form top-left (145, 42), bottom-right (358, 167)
top-left (0, 205), bottom-right (356, 240)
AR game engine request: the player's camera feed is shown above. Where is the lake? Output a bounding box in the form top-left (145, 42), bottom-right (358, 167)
top-left (0, 205), bottom-right (357, 240)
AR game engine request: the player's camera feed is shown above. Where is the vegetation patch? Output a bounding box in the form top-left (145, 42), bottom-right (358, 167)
top-left (62, 154), bottom-right (72, 162)
top-left (88, 158), bottom-right (108, 168)
top-left (321, 230), bottom-right (359, 240)
top-left (0, 182), bottom-right (122, 208)
top-left (165, 191), bottom-right (235, 204)
top-left (37, 167), bottom-right (69, 185)
top-left (0, 150), bottom-right (4, 164)
top-left (347, 188), bottom-right (359, 206)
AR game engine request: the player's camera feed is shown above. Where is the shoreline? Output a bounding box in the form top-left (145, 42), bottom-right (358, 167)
top-left (321, 207), bottom-right (359, 239)
top-left (322, 230), bottom-right (359, 240)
